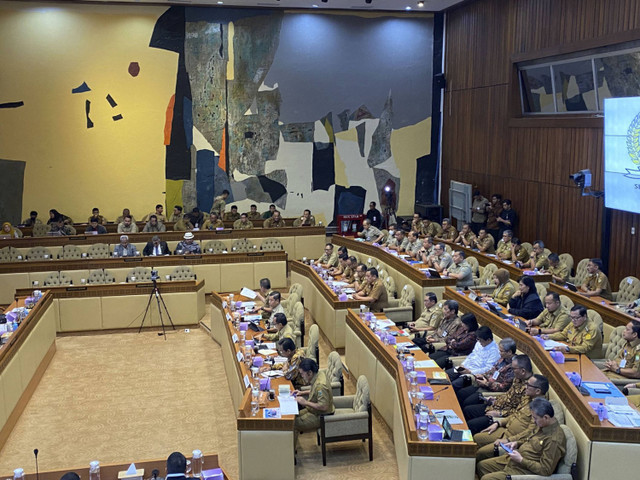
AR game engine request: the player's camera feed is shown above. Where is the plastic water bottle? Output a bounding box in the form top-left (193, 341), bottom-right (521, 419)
top-left (13, 468), bottom-right (25, 480)
top-left (418, 412), bottom-right (429, 440)
top-left (596, 403), bottom-right (608, 422)
top-left (89, 461), bottom-right (100, 480)
top-left (251, 385), bottom-right (260, 416)
top-left (191, 450), bottom-right (203, 478)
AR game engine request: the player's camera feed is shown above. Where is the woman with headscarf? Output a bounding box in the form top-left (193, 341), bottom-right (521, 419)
top-left (481, 268), bottom-right (515, 306)
top-left (0, 222), bottom-right (20, 239)
top-left (47, 209), bottom-right (73, 225)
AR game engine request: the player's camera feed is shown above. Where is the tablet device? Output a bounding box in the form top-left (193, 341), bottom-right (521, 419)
top-left (427, 268), bottom-right (441, 279)
top-left (443, 415), bottom-right (464, 441)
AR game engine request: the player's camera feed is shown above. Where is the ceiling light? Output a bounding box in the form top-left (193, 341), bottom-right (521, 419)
top-left (417, 1), bottom-right (425, 7)
top-left (217, 1), bottom-right (223, 4)
top-left (405, 6), bottom-right (412, 10)
top-left (312, 4), bottom-right (319, 7)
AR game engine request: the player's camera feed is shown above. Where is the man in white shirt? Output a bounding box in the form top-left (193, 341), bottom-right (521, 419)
top-left (446, 326), bottom-right (500, 381)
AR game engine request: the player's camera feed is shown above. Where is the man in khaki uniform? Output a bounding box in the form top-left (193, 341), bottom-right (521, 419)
top-left (421, 219), bottom-right (443, 238)
top-left (210, 190), bottom-right (229, 216)
top-left (405, 230), bottom-right (422, 258)
top-left (495, 230), bottom-right (513, 260)
top-left (475, 374), bottom-right (549, 462)
top-left (329, 254), bottom-right (348, 277)
top-left (317, 243), bottom-right (339, 268)
top-left (527, 292), bottom-right (570, 336)
top-left (509, 237), bottom-right (530, 264)
top-left (425, 299), bottom-right (461, 344)
top-left (260, 313), bottom-right (295, 342)
top-left (223, 205), bottom-right (241, 222)
top-left (294, 359), bottom-right (335, 438)
top-left (349, 263), bottom-right (367, 290)
top-left (263, 210), bottom-right (286, 228)
top-left (543, 253), bottom-right (570, 284)
top-left (203, 213), bottom-right (224, 230)
top-left (435, 218), bottom-right (458, 241)
top-left (477, 398), bottom-right (565, 480)
top-left (143, 204), bottom-right (167, 223)
top-left (233, 213), bottom-right (254, 230)
top-left (387, 229), bottom-right (409, 251)
top-left (353, 267), bottom-right (388, 312)
top-left (246, 204), bottom-right (262, 221)
top-left (273, 338), bottom-right (306, 389)
top-left (580, 258), bottom-right (613, 300)
top-left (525, 240), bottom-right (549, 270)
top-left (408, 292), bottom-right (443, 338)
top-left (444, 250), bottom-right (474, 288)
top-left (358, 219), bottom-right (384, 243)
top-left (411, 213), bottom-right (424, 232)
top-left (454, 222), bottom-right (477, 247)
top-left (547, 304), bottom-right (603, 359)
top-left (115, 208), bottom-right (136, 224)
top-left (426, 243), bottom-right (453, 273)
top-left (473, 228), bottom-right (496, 254)
top-left (293, 209), bottom-right (316, 227)
top-left (602, 320), bottom-right (640, 380)
top-left (341, 256), bottom-right (356, 284)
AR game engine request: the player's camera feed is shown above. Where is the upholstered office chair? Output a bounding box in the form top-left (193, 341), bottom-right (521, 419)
top-left (536, 283), bottom-right (547, 299)
top-left (88, 243), bottom-right (110, 259)
top-left (571, 258), bottom-right (589, 285)
top-left (377, 268), bottom-right (387, 279)
top-left (559, 253), bottom-right (574, 272)
top-left (0, 246), bottom-right (20, 262)
top-left (44, 272), bottom-right (61, 286)
top-left (379, 229), bottom-right (389, 243)
top-left (475, 263), bottom-right (498, 288)
top-left (203, 240), bottom-right (227, 254)
top-left (507, 424), bottom-right (577, 480)
top-left (384, 284), bottom-right (415, 325)
top-left (592, 326), bottom-right (629, 385)
top-left (444, 244), bottom-right (453, 254)
top-left (559, 295), bottom-right (574, 311)
top-left (292, 301), bottom-right (306, 347)
top-left (31, 223), bottom-right (48, 237)
top-left (326, 351), bottom-right (345, 396)
top-left (543, 247), bottom-right (552, 257)
top-left (283, 292), bottom-right (300, 318)
top-left (466, 256), bottom-right (480, 278)
top-left (127, 267), bottom-right (152, 283)
top-left (383, 275), bottom-right (397, 299)
top-left (260, 237), bottom-right (283, 251)
top-left (67, 225), bottom-right (77, 235)
top-left (318, 375), bottom-right (372, 466)
top-left (231, 238), bottom-right (256, 253)
top-left (366, 258), bottom-right (374, 268)
top-left (87, 269), bottom-right (105, 285)
top-left (61, 244), bottom-right (83, 260)
top-left (587, 309), bottom-right (604, 338)
top-left (288, 283), bottom-right (304, 300)
top-left (103, 269), bottom-right (116, 284)
top-left (26, 246), bottom-right (53, 261)
top-left (305, 324), bottom-right (319, 365)
top-left (613, 276), bottom-right (640, 304)
top-left (58, 271), bottom-right (73, 285)
top-left (171, 266), bottom-right (196, 281)
top-left (550, 399), bottom-right (566, 425)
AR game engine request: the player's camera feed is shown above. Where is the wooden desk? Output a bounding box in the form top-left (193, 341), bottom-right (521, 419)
top-left (0, 453), bottom-right (231, 480)
top-left (444, 287), bottom-right (640, 480)
top-left (442, 241), bottom-right (552, 283)
top-left (345, 309), bottom-right (476, 479)
top-left (331, 236), bottom-right (457, 316)
top-left (548, 282), bottom-right (634, 330)
top-left (290, 260), bottom-right (369, 350)
top-left (0, 251), bottom-right (288, 305)
top-left (0, 293), bottom-right (57, 449)
top-left (209, 292), bottom-right (295, 480)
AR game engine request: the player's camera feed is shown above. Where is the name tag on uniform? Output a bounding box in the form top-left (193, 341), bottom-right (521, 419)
top-left (492, 371), bottom-right (500, 380)
top-left (620, 359), bottom-right (627, 368)
top-left (442, 331), bottom-right (448, 337)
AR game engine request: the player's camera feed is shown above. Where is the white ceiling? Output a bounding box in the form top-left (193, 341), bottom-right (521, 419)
top-left (60, 0), bottom-right (468, 13)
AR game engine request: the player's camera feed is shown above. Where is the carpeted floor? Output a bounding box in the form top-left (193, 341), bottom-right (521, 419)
top-left (0, 303), bottom-right (399, 479)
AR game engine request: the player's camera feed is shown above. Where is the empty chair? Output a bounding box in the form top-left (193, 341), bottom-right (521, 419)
top-left (466, 256), bottom-right (480, 278)
top-left (318, 375), bottom-right (372, 466)
top-left (171, 266), bottom-right (196, 281)
top-left (32, 223), bottom-right (49, 237)
top-left (231, 238), bottom-right (256, 253)
top-left (26, 246), bottom-right (53, 261)
top-left (571, 258), bottom-right (589, 286)
top-left (43, 272), bottom-right (62, 286)
top-left (304, 324), bottom-right (319, 365)
top-left (292, 301), bottom-right (306, 348)
top-left (260, 237), bottom-right (284, 251)
top-left (88, 243), bottom-right (110, 259)
top-left (383, 284), bottom-right (415, 325)
top-left (88, 269), bottom-right (105, 285)
top-left (377, 268), bottom-right (387, 280)
top-left (383, 275), bottom-right (396, 299)
top-left (59, 271), bottom-right (73, 285)
top-left (103, 270), bottom-right (116, 283)
top-left (127, 266), bottom-right (152, 283)
top-left (203, 240), bottom-right (227, 254)
top-left (61, 244), bottom-right (83, 260)
top-left (326, 351), bottom-right (345, 396)
top-left (0, 246), bottom-right (20, 262)
top-left (559, 253), bottom-right (574, 271)
top-left (282, 292), bottom-right (300, 318)
top-left (613, 276), bottom-right (640, 304)
top-left (288, 282), bottom-right (304, 300)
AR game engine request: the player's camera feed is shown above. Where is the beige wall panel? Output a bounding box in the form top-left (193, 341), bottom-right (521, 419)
top-left (344, 326), bottom-right (361, 377)
top-left (101, 294), bottom-right (152, 329)
top-left (1, 356), bottom-right (23, 421)
top-left (159, 292), bottom-right (200, 325)
top-left (295, 235), bottom-right (326, 261)
top-left (58, 297), bottom-right (102, 331)
top-left (0, 273), bottom-right (29, 304)
top-left (193, 264), bottom-right (221, 292)
top-left (238, 430), bottom-right (294, 480)
top-left (220, 263), bottom-right (254, 292)
top-left (253, 261), bottom-right (287, 290)
top-left (359, 347), bottom-right (378, 405)
top-left (374, 363), bottom-right (397, 428)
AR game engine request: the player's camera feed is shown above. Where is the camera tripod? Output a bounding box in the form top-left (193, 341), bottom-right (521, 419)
top-left (138, 278), bottom-right (176, 339)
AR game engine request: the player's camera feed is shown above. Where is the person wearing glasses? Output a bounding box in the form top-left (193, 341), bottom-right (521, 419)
top-left (544, 304), bottom-right (603, 359)
top-left (426, 242), bottom-right (453, 273)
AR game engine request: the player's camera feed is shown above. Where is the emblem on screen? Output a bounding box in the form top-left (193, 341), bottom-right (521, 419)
top-left (625, 111), bottom-right (640, 178)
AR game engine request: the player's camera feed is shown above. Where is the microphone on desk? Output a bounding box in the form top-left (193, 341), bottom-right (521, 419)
top-left (432, 386), bottom-right (449, 396)
top-left (33, 448), bottom-right (39, 480)
top-left (152, 469), bottom-right (159, 480)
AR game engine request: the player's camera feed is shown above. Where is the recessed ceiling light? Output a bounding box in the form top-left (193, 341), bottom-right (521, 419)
top-left (418, 1), bottom-right (425, 7)
top-left (405, 6), bottom-right (412, 10)
top-left (312, 4), bottom-right (319, 7)
top-left (217, 1), bottom-right (223, 4)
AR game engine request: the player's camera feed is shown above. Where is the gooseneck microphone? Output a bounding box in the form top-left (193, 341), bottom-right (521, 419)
top-left (34, 448), bottom-right (39, 480)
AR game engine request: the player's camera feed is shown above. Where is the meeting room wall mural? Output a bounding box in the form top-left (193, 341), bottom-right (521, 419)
top-left (0, 2), bottom-right (433, 225)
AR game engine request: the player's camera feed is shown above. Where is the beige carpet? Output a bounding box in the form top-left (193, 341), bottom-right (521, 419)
top-left (0, 304), bottom-right (398, 479)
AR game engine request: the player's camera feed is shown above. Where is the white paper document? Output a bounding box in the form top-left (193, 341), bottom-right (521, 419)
top-left (374, 319), bottom-right (396, 329)
top-left (542, 339), bottom-right (566, 350)
top-left (262, 370), bottom-right (283, 378)
top-left (432, 409), bottom-right (464, 424)
top-left (278, 395), bottom-right (300, 415)
top-left (240, 287), bottom-right (258, 299)
top-left (259, 349), bottom-right (278, 356)
top-left (414, 360), bottom-right (438, 369)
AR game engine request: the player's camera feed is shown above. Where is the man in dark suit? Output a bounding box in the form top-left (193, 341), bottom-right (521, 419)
top-left (165, 452), bottom-right (188, 480)
top-left (143, 235), bottom-right (171, 256)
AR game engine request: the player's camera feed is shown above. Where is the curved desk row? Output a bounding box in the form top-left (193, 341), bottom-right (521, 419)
top-left (345, 310), bottom-right (476, 479)
top-left (290, 260), bottom-right (370, 350)
top-left (0, 226), bottom-right (326, 260)
top-left (0, 251), bottom-right (288, 305)
top-left (443, 287), bottom-right (640, 480)
top-left (330, 236), bottom-right (457, 318)
top-left (209, 292), bottom-right (295, 480)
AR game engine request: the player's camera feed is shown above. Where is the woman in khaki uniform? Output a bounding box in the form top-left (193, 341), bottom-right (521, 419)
top-left (482, 268), bottom-right (515, 306)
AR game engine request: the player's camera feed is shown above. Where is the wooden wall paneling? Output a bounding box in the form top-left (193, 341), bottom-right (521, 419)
top-left (609, 210), bottom-right (640, 288)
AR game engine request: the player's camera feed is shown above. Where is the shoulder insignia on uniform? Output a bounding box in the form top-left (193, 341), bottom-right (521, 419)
top-left (585, 334), bottom-right (592, 340)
